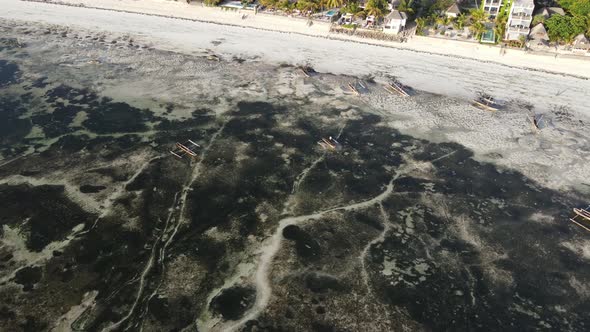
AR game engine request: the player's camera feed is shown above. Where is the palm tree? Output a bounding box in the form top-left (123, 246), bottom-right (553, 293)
top-left (398, 0), bottom-right (414, 16)
top-left (297, 0), bottom-right (319, 15)
top-left (326, 0), bottom-right (345, 9)
top-left (493, 13), bottom-right (507, 42)
top-left (365, 6), bottom-right (384, 18)
top-left (364, 0), bottom-right (386, 18)
top-left (469, 8), bottom-right (487, 25)
top-left (259, 0), bottom-right (278, 9)
top-left (518, 35), bottom-right (527, 48)
top-left (415, 17), bottom-right (427, 35)
top-left (470, 21), bottom-right (487, 39)
top-left (454, 13), bottom-right (467, 30)
top-left (278, 0), bottom-right (295, 14)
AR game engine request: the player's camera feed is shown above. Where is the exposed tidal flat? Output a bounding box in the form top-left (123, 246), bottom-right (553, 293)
top-left (0, 15), bottom-right (590, 332)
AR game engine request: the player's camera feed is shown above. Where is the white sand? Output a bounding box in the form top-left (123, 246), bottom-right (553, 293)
top-left (8, 0), bottom-right (590, 80)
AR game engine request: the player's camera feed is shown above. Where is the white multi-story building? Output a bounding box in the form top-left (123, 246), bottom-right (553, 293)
top-left (505, 0), bottom-right (535, 41)
top-left (483, 0), bottom-right (502, 18)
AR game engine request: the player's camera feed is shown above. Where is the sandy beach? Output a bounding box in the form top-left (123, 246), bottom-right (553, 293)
top-left (4, 0), bottom-right (590, 80)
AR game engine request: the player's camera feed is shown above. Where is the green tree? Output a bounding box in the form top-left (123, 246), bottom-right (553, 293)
top-left (532, 14), bottom-right (545, 26)
top-left (278, 0), bottom-right (295, 13)
top-left (203, 0), bottom-right (222, 6)
top-left (470, 8), bottom-right (487, 24)
top-left (454, 13), bottom-right (467, 30)
top-left (398, 0), bottom-right (415, 16)
top-left (545, 14), bottom-right (587, 42)
top-left (494, 11), bottom-right (508, 42)
top-left (435, 15), bottom-right (452, 27)
top-left (326, 0), bottom-right (345, 9)
top-left (470, 21), bottom-right (487, 39)
top-left (432, 0), bottom-right (454, 12)
top-left (557, 0), bottom-right (590, 17)
top-left (364, 0), bottom-right (388, 18)
top-left (341, 1), bottom-right (361, 14)
top-left (415, 17), bottom-right (427, 35)
top-left (518, 34), bottom-right (527, 48)
top-left (296, 0), bottom-right (319, 14)
top-left (259, 0), bottom-right (278, 9)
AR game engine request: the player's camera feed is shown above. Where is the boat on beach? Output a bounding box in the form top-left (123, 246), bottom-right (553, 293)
top-left (384, 81), bottom-right (410, 97)
top-left (570, 206), bottom-right (590, 232)
top-left (299, 65), bottom-right (316, 77)
top-left (317, 136), bottom-right (342, 151)
top-left (472, 95), bottom-right (499, 112)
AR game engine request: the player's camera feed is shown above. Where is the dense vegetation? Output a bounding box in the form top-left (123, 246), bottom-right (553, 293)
top-left (543, 0), bottom-right (590, 42)
top-left (202, 0), bottom-right (590, 44)
top-left (257, 0), bottom-right (390, 17)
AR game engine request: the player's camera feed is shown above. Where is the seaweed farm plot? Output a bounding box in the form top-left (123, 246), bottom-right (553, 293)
top-left (0, 24), bottom-right (589, 332)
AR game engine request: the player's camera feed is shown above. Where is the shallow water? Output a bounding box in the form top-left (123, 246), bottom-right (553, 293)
top-left (0, 20), bottom-right (589, 332)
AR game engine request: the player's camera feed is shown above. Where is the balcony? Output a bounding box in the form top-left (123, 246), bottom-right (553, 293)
top-left (507, 26), bottom-right (530, 34)
top-left (510, 17), bottom-right (532, 26)
top-left (511, 12), bottom-right (532, 18)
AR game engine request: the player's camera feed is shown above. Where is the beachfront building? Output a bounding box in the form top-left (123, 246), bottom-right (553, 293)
top-left (504, 0), bottom-right (535, 41)
top-left (483, 0), bottom-right (502, 18)
top-left (533, 6), bottom-right (565, 19)
top-left (383, 10), bottom-right (407, 34)
top-left (527, 23), bottom-right (549, 50)
top-left (572, 34), bottom-right (590, 55)
top-left (445, 3), bottom-right (461, 18)
top-left (526, 23), bottom-right (549, 51)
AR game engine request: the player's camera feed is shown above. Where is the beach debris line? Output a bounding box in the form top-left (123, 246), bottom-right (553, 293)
top-left (170, 139), bottom-right (200, 159)
top-left (471, 94), bottom-right (499, 112)
top-left (317, 136), bottom-right (342, 151)
top-left (570, 206), bottom-right (590, 232)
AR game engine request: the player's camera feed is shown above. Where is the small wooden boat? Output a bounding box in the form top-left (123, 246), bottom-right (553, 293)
top-left (348, 82), bottom-right (360, 96)
top-left (317, 136), bottom-right (342, 151)
top-left (472, 95), bottom-right (499, 112)
top-left (170, 140), bottom-right (200, 159)
top-left (299, 66), bottom-right (316, 78)
top-left (384, 81), bottom-right (410, 97)
top-left (207, 54), bottom-right (220, 61)
top-left (570, 206), bottom-right (590, 232)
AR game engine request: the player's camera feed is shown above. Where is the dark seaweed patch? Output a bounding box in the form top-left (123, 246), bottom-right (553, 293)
top-left (210, 285), bottom-right (255, 320)
top-left (305, 273), bottom-right (343, 293)
top-left (0, 184), bottom-right (95, 252)
top-left (79, 185), bottom-right (106, 193)
top-left (283, 225), bottom-right (321, 258)
top-left (0, 94), bottom-right (31, 146)
top-left (31, 103), bottom-right (83, 138)
top-left (0, 60), bottom-right (20, 87)
top-left (13, 266), bottom-right (42, 291)
top-left (83, 101), bottom-right (151, 134)
top-left (155, 108), bottom-right (215, 131)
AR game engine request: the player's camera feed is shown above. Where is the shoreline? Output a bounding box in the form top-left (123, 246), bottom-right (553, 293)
top-left (11, 0), bottom-right (590, 80)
